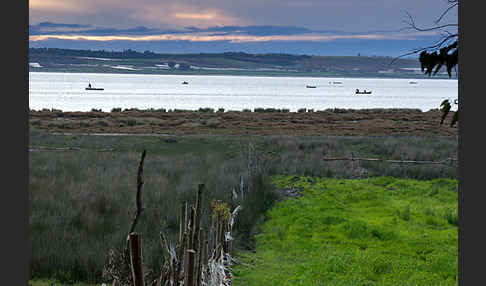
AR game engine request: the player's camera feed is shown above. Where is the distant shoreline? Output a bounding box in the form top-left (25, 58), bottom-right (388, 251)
top-left (29, 47), bottom-right (456, 80)
top-left (28, 68), bottom-right (455, 80)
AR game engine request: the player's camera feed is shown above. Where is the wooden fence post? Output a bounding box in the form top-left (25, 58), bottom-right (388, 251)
top-left (184, 249), bottom-right (196, 286)
top-left (129, 232), bottom-right (145, 286)
top-left (125, 150), bottom-right (147, 263)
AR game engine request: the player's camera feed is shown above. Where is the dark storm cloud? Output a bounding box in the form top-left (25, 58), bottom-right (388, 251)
top-left (29, 22), bottom-right (318, 37)
top-left (29, 22), bottom-right (166, 36)
top-left (185, 26), bottom-right (315, 36)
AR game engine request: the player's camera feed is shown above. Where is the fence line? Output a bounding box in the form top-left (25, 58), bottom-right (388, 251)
top-left (323, 156), bottom-right (458, 166)
top-left (29, 146), bottom-right (115, 152)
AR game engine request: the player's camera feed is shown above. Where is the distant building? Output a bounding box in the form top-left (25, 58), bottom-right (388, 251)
top-left (400, 68), bottom-right (422, 74)
top-left (29, 62), bottom-right (42, 68)
top-left (378, 69), bottom-right (394, 74)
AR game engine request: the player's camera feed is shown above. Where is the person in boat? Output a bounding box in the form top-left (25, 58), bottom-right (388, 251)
top-left (356, 89), bottom-right (359, 93)
top-left (88, 83), bottom-right (92, 88)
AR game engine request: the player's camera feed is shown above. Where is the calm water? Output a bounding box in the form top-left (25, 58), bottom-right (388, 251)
top-left (29, 72), bottom-right (458, 112)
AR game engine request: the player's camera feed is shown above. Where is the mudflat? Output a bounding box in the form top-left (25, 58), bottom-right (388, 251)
top-left (29, 108), bottom-right (457, 137)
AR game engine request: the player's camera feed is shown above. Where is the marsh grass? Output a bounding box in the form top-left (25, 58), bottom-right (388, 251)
top-left (233, 176), bottom-right (458, 286)
top-left (28, 130), bottom-right (457, 283)
top-left (29, 144), bottom-right (259, 282)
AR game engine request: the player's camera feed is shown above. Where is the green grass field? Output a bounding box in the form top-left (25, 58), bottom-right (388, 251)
top-left (233, 176), bottom-right (458, 286)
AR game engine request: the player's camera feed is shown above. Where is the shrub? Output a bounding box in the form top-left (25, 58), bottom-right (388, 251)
top-left (254, 108), bottom-right (265, 113)
top-left (198, 107), bottom-right (214, 113)
top-left (341, 220), bottom-right (370, 239)
top-left (233, 173), bottom-right (279, 250)
top-left (398, 205), bottom-right (411, 221)
top-left (31, 119), bottom-right (41, 126)
top-left (122, 118), bottom-right (138, 126)
top-left (96, 120), bottom-right (110, 127)
top-left (123, 108), bottom-right (140, 112)
top-left (443, 208), bottom-right (458, 226)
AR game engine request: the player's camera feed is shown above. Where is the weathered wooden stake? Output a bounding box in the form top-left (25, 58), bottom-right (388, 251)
top-left (184, 249), bottom-right (196, 286)
top-left (129, 232), bottom-right (145, 286)
top-left (192, 184), bottom-right (204, 250)
top-left (125, 150), bottom-right (147, 261)
top-left (179, 201), bottom-right (186, 242)
top-left (195, 231), bottom-right (205, 286)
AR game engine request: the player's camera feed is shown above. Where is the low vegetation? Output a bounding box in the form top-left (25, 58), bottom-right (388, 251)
top-left (29, 108), bottom-right (458, 137)
top-left (28, 128), bottom-right (457, 284)
top-left (233, 176), bottom-right (458, 286)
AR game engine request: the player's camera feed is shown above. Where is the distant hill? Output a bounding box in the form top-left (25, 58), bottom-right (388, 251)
top-left (28, 47), bottom-right (448, 78)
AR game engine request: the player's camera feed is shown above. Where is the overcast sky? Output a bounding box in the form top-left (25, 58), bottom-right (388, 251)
top-left (29, 0), bottom-right (458, 56)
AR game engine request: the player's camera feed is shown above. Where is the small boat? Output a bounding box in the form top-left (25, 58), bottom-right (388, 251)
top-left (409, 81), bottom-right (418, 84)
top-left (182, 81), bottom-right (189, 85)
top-left (333, 81), bottom-right (342, 84)
top-left (355, 89), bottom-right (372, 95)
top-left (86, 83), bottom-right (103, 90)
top-left (306, 85), bottom-right (317, 88)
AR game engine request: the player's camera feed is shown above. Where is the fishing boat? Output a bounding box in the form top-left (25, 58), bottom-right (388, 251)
top-left (182, 81), bottom-right (189, 85)
top-left (355, 89), bottom-right (372, 94)
top-left (85, 83), bottom-right (104, 90)
top-left (306, 85), bottom-right (317, 88)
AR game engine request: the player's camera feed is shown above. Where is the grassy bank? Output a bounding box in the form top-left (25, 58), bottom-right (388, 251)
top-left (29, 108), bottom-right (458, 137)
top-left (233, 176), bottom-right (458, 286)
top-left (28, 130), bottom-right (457, 283)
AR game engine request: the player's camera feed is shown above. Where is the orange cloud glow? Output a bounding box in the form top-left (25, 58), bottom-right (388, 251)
top-left (29, 32), bottom-right (405, 43)
top-left (29, 0), bottom-right (89, 13)
top-left (173, 13), bottom-right (215, 20)
top-left (129, 4), bottom-right (244, 28)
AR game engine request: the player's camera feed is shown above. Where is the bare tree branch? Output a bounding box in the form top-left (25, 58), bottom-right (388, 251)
top-left (403, 11), bottom-right (457, 32)
top-left (435, 2), bottom-right (458, 24)
top-left (391, 3), bottom-right (458, 66)
top-left (390, 33), bottom-right (457, 65)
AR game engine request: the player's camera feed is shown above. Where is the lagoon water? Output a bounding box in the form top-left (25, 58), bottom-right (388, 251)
top-left (29, 72), bottom-right (458, 112)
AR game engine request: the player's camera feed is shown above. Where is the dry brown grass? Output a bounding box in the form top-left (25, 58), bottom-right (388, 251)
top-left (29, 108), bottom-right (458, 137)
